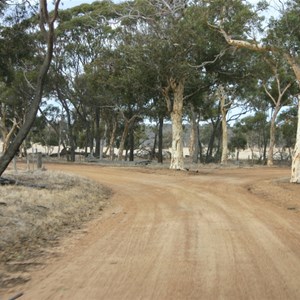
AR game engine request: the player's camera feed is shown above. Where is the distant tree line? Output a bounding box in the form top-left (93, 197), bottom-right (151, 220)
top-left (0, 0), bottom-right (300, 181)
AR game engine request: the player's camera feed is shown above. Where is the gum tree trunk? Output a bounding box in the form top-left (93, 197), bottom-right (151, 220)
top-left (189, 106), bottom-right (199, 164)
top-left (157, 116), bottom-right (164, 163)
top-left (267, 106), bottom-right (280, 166)
top-left (219, 29), bottom-right (300, 182)
top-left (291, 96), bottom-right (300, 182)
top-left (118, 114), bottom-right (137, 161)
top-left (163, 78), bottom-right (185, 170)
top-left (219, 85), bottom-right (230, 165)
top-left (0, 0), bottom-right (60, 176)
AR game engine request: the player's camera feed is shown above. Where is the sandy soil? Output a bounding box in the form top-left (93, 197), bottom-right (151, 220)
top-left (2, 164), bottom-right (300, 300)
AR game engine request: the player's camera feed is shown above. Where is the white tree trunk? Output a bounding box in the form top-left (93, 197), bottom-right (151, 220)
top-left (170, 110), bottom-right (184, 169)
top-left (291, 97), bottom-right (300, 182)
top-left (289, 63), bottom-right (300, 182)
top-left (219, 29), bottom-right (300, 181)
top-left (221, 116), bottom-right (228, 164)
top-left (219, 85), bottom-right (229, 165)
top-left (267, 106), bottom-right (280, 166)
top-left (163, 79), bottom-right (185, 170)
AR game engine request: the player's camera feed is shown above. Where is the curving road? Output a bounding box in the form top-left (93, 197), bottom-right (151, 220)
top-left (6, 164), bottom-right (300, 299)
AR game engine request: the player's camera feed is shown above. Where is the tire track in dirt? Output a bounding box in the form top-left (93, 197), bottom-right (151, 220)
top-left (3, 165), bottom-right (300, 300)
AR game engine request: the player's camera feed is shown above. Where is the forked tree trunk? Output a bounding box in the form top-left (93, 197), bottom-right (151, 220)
top-left (163, 78), bottom-right (185, 170)
top-left (263, 73), bottom-right (291, 167)
top-left (118, 115), bottom-right (137, 161)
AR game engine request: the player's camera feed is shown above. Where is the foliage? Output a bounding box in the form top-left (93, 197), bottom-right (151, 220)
top-left (0, 0), bottom-right (299, 166)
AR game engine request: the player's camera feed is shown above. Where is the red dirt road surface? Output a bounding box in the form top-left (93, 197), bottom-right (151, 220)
top-left (4, 164), bottom-right (300, 299)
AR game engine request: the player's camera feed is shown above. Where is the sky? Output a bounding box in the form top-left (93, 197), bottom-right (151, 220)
top-left (60, 0), bottom-right (267, 9)
top-left (59, 0), bottom-right (279, 19)
top-left (60, 0), bottom-right (94, 9)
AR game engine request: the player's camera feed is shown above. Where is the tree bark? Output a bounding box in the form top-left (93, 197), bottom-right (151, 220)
top-left (291, 96), bottom-right (300, 182)
top-left (219, 28), bottom-right (300, 181)
top-left (157, 116), bottom-right (164, 163)
top-left (197, 123), bottom-right (203, 163)
top-left (105, 117), bottom-right (117, 160)
top-left (0, 0), bottom-right (60, 176)
top-left (219, 85), bottom-right (230, 165)
top-left (151, 127), bottom-right (157, 160)
top-left (267, 106), bottom-right (280, 166)
top-left (118, 115), bottom-right (137, 161)
top-left (95, 107), bottom-right (101, 158)
top-left (163, 78), bottom-right (185, 170)
top-left (189, 106), bottom-right (199, 164)
top-left (205, 118), bottom-right (220, 163)
top-left (129, 127), bottom-right (134, 162)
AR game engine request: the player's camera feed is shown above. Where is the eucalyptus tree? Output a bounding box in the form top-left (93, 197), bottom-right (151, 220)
top-left (210, 0), bottom-right (300, 181)
top-left (108, 42), bottom-right (157, 161)
top-left (0, 70), bottom-right (38, 153)
top-left (277, 106), bottom-right (297, 160)
top-left (256, 53), bottom-right (295, 166)
top-left (48, 1), bottom-right (118, 160)
top-left (0, 2), bottom-right (37, 155)
top-left (0, 0), bottom-right (61, 176)
top-left (238, 112), bottom-right (269, 162)
top-left (229, 125), bottom-right (247, 161)
top-left (119, 0), bottom-right (230, 169)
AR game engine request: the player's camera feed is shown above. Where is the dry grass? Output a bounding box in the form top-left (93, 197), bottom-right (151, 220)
top-left (0, 170), bottom-right (111, 289)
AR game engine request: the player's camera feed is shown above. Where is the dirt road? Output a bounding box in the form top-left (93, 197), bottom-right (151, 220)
top-left (4, 165), bottom-right (300, 299)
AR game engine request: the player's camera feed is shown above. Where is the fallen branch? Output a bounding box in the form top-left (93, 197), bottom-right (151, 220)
top-left (9, 292), bottom-right (24, 300)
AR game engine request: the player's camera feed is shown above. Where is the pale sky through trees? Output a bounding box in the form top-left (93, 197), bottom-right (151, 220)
top-left (60, 0), bottom-right (272, 9)
top-left (59, 0), bottom-right (280, 19)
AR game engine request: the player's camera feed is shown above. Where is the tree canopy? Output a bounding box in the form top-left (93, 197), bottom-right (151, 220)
top-left (1, 0), bottom-right (300, 180)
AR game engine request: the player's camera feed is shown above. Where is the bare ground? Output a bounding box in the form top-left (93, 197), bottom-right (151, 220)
top-left (1, 163), bottom-right (300, 299)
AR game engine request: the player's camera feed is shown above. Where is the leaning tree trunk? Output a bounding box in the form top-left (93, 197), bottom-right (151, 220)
top-left (0, 0), bottom-right (60, 176)
top-left (163, 78), bottom-right (185, 170)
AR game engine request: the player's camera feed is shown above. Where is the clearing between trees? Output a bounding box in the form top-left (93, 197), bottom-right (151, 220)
top-left (1, 163), bottom-right (300, 300)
